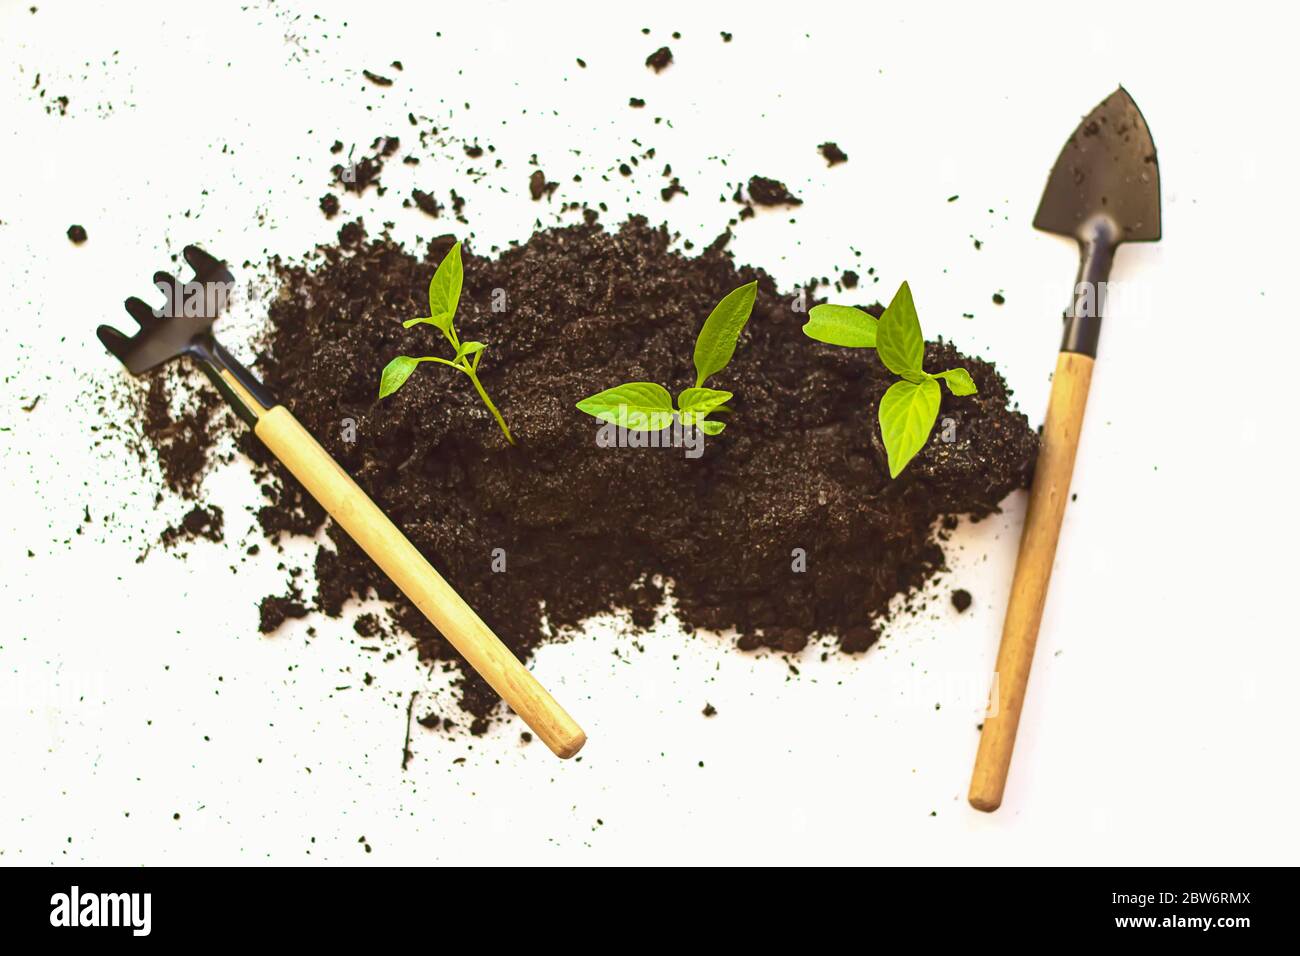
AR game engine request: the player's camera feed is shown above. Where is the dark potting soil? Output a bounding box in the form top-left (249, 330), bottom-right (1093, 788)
top-left (951, 588), bottom-right (972, 613)
top-left (331, 136), bottom-right (400, 195)
top-left (142, 375), bottom-right (232, 495)
top-left (661, 178), bottom-right (687, 202)
top-left (747, 176), bottom-right (802, 206)
top-left (410, 188), bottom-right (442, 217)
top-left (259, 593), bottom-right (310, 633)
top-left (819, 142), bottom-right (848, 166)
top-left (528, 170), bottom-right (557, 201)
top-left (161, 504), bottom-right (224, 549)
top-left (646, 46), bottom-right (673, 72)
top-left (130, 210), bottom-right (1034, 729)
top-left (159, 215), bottom-right (1036, 724)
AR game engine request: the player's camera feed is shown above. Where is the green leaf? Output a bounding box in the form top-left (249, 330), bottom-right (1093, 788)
top-left (803, 304), bottom-right (878, 348)
top-left (403, 314), bottom-right (453, 334)
top-left (933, 367), bottom-right (977, 396)
top-left (876, 281), bottom-right (925, 378)
top-left (576, 382), bottom-right (675, 431)
top-left (379, 356), bottom-right (421, 399)
top-left (698, 419), bottom-right (725, 436)
top-left (455, 340), bottom-right (486, 362)
top-left (677, 387), bottom-right (733, 417)
top-left (878, 377), bottom-right (941, 478)
top-left (428, 241), bottom-right (464, 322)
top-left (693, 281), bottom-right (757, 387)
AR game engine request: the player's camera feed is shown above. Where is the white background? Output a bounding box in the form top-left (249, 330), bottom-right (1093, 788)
top-left (2, 0), bottom-right (1297, 865)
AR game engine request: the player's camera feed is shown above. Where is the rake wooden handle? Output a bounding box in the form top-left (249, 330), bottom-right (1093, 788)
top-left (221, 372), bottom-right (586, 759)
top-left (969, 351), bottom-right (1093, 811)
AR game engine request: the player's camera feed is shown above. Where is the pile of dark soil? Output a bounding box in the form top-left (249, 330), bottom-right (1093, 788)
top-left (162, 216), bottom-right (1035, 726)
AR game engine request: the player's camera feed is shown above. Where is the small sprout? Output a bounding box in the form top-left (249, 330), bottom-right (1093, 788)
top-left (378, 242), bottom-right (514, 444)
top-left (803, 281), bottom-right (976, 478)
top-left (576, 281), bottom-right (757, 436)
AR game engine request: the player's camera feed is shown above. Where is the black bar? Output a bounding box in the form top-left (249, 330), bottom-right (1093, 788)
top-left (0, 866), bottom-right (1286, 941)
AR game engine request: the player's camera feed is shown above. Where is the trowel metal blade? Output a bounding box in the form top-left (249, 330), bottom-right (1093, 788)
top-left (1034, 86), bottom-right (1161, 244)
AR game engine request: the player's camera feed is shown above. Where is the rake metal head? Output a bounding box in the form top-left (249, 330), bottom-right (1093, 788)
top-left (97, 245), bottom-right (234, 375)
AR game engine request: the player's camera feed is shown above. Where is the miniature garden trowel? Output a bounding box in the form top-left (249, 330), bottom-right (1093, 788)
top-left (99, 246), bottom-right (587, 759)
top-left (968, 88), bottom-right (1160, 811)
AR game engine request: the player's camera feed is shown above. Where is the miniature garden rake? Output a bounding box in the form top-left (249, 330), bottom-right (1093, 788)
top-left (98, 245), bottom-right (586, 759)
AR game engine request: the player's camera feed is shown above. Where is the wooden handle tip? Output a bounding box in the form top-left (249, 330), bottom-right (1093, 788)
top-left (552, 730), bottom-right (587, 760)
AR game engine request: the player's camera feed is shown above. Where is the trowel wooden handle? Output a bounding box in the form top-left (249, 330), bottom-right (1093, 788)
top-left (219, 372), bottom-right (586, 759)
top-left (969, 351), bottom-right (1093, 811)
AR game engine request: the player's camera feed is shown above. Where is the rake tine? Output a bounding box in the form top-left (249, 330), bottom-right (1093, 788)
top-left (153, 270), bottom-right (184, 321)
top-left (183, 245), bottom-right (232, 284)
top-left (96, 324), bottom-right (134, 360)
top-left (124, 295), bottom-right (160, 329)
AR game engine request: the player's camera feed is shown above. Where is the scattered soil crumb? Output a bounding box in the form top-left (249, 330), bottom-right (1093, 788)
top-left (160, 504), bottom-right (224, 548)
top-left (528, 170), bottom-right (557, 201)
top-left (747, 175), bottom-right (803, 206)
top-left (259, 594), bottom-right (309, 633)
top-left (331, 136), bottom-right (399, 195)
top-left (661, 177), bottom-right (687, 202)
top-left (411, 188), bottom-right (442, 217)
top-left (646, 46), bottom-right (673, 72)
top-left (819, 142), bottom-right (848, 166)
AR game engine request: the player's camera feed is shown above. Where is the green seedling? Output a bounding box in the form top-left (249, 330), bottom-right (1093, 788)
top-left (803, 281), bottom-right (976, 478)
top-left (378, 242), bottom-right (514, 444)
top-left (575, 281), bottom-right (758, 436)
